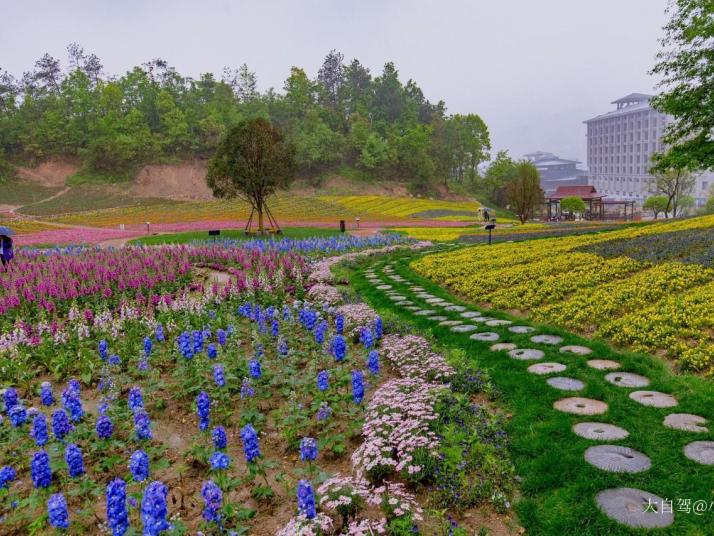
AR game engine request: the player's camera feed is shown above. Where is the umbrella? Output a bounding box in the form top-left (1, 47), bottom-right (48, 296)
top-left (0, 226), bottom-right (15, 237)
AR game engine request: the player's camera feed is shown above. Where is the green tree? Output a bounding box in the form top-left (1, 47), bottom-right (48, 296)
top-left (705, 189), bottom-right (714, 214)
top-left (643, 195), bottom-right (670, 219)
top-left (360, 133), bottom-right (391, 170)
top-left (648, 167), bottom-right (696, 217)
top-left (483, 150), bottom-right (517, 206)
top-left (560, 196), bottom-right (586, 217)
top-left (506, 162), bottom-right (543, 223)
top-left (206, 118), bottom-right (296, 233)
top-left (650, 0), bottom-right (714, 172)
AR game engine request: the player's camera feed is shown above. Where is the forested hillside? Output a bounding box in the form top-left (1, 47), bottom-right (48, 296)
top-left (0, 45), bottom-right (490, 193)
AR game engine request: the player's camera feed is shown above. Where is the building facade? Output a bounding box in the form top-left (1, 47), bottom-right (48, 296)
top-left (524, 150), bottom-right (588, 196)
top-left (584, 93), bottom-right (711, 207)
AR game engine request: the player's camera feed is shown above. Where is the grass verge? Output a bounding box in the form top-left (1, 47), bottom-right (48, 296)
top-left (129, 227), bottom-right (342, 245)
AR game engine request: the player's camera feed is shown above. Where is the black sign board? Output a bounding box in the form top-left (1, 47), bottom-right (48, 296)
top-left (208, 229), bottom-right (221, 236)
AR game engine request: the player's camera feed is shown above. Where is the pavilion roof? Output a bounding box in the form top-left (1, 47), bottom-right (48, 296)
top-left (547, 185), bottom-right (606, 201)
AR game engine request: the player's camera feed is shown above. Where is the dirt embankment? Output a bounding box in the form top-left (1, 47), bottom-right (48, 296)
top-left (16, 159), bottom-right (80, 187)
top-left (130, 160), bottom-right (215, 201)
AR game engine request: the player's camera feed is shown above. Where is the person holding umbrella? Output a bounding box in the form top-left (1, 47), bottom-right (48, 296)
top-left (0, 226), bottom-right (14, 268)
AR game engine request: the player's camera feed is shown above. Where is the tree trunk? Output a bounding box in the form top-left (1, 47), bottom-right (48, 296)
top-left (257, 203), bottom-right (265, 234)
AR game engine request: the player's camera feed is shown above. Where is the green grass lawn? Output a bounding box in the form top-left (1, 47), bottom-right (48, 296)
top-left (346, 248), bottom-right (714, 536)
top-left (2, 179), bottom-right (62, 206)
top-left (129, 226), bottom-right (341, 245)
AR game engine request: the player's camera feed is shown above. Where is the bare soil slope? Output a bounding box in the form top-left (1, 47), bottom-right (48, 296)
top-left (130, 160), bottom-right (214, 201)
top-left (16, 159), bottom-right (80, 187)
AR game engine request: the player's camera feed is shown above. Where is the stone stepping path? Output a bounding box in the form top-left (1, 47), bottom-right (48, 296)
top-left (444, 305), bottom-right (466, 312)
top-left (415, 293), bottom-right (434, 298)
top-left (486, 319), bottom-right (512, 327)
top-left (439, 320), bottom-right (462, 326)
top-left (528, 362), bottom-right (566, 375)
top-left (530, 334), bottom-right (564, 345)
top-left (587, 359), bottom-right (620, 370)
top-left (573, 422), bottom-right (629, 441)
top-left (663, 413), bottom-right (708, 433)
top-left (460, 311), bottom-right (482, 319)
top-left (404, 306), bottom-right (421, 311)
top-left (559, 345), bottom-right (592, 355)
top-left (470, 332), bottom-right (500, 342)
top-left (547, 377), bottom-right (585, 391)
top-left (554, 397), bottom-right (608, 415)
top-left (508, 348), bottom-right (544, 360)
top-left (509, 326), bottom-right (535, 334)
top-left (629, 391), bottom-right (678, 408)
top-left (596, 488), bottom-right (674, 528)
top-left (585, 445), bottom-right (651, 473)
top-left (683, 441), bottom-right (714, 465)
top-left (451, 324), bottom-right (478, 333)
top-left (427, 315), bottom-right (448, 322)
top-left (394, 300), bottom-right (413, 306)
top-left (470, 316), bottom-right (494, 323)
top-left (425, 297), bottom-right (446, 304)
top-left (388, 295), bottom-right (407, 302)
top-left (604, 372), bottom-right (650, 388)
top-left (491, 343), bottom-right (517, 352)
top-left (376, 284), bottom-right (393, 290)
top-left (414, 309), bottom-right (436, 316)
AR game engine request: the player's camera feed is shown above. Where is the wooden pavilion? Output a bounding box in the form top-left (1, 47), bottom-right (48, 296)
top-left (545, 185), bottom-right (636, 221)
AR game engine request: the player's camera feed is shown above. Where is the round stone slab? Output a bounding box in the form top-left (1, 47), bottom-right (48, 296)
top-left (560, 345), bottom-right (593, 355)
top-left (404, 306), bottom-right (421, 311)
top-left (508, 348), bottom-right (544, 360)
top-left (629, 391), bottom-right (678, 408)
top-left (376, 284), bottom-right (392, 290)
top-left (508, 325), bottom-right (535, 334)
top-left (486, 319), bottom-right (512, 327)
top-left (528, 362), bottom-right (566, 375)
top-left (605, 372), bottom-right (650, 388)
top-left (394, 300), bottom-right (414, 306)
top-left (470, 332), bottom-right (500, 342)
top-left (444, 305), bottom-right (466, 312)
top-left (573, 422), bottom-right (629, 441)
top-left (415, 293), bottom-right (434, 299)
top-left (547, 377), bottom-right (585, 391)
top-left (409, 287), bottom-right (424, 292)
top-left (413, 309), bottom-right (436, 316)
top-left (470, 316), bottom-right (493, 323)
top-left (585, 445), bottom-right (651, 473)
top-left (530, 334), bottom-right (564, 345)
top-left (554, 397), bottom-right (608, 415)
top-left (596, 488), bottom-right (674, 528)
top-left (491, 342), bottom-right (517, 352)
top-left (388, 295), bottom-right (407, 302)
top-left (452, 324), bottom-right (478, 333)
top-left (439, 320), bottom-right (463, 326)
top-left (663, 413), bottom-right (709, 433)
top-left (587, 359), bottom-right (621, 370)
top-left (427, 315), bottom-right (448, 322)
top-left (683, 441), bottom-right (714, 465)
top-left (426, 297), bottom-right (446, 304)
top-left (460, 311), bottom-right (482, 319)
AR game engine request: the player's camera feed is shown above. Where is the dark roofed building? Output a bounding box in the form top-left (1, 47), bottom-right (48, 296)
top-left (524, 150), bottom-right (588, 196)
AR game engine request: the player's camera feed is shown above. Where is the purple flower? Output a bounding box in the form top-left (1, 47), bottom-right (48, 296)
top-left (196, 391), bottom-right (211, 431)
top-left (99, 339), bottom-right (109, 360)
top-left (299, 437), bottom-right (318, 462)
top-left (240, 378), bottom-right (254, 399)
top-left (212, 426), bottom-right (227, 450)
top-left (359, 327), bottom-right (374, 349)
top-left (65, 443), bottom-right (85, 477)
top-left (192, 330), bottom-right (204, 353)
top-left (297, 480), bottom-right (316, 519)
top-left (352, 370), bottom-right (365, 404)
top-left (368, 350), bottom-right (380, 375)
top-left (335, 314), bottom-right (344, 335)
top-left (106, 478), bottom-right (128, 536)
top-left (210, 451), bottom-right (230, 471)
top-left (239, 424), bottom-right (260, 463)
top-left (207, 343), bottom-right (218, 360)
top-left (248, 359), bottom-right (262, 379)
top-left (0, 466), bottom-right (16, 489)
top-left (63, 392), bottom-right (84, 423)
top-left (143, 336), bottom-right (153, 357)
top-left (316, 403), bottom-right (332, 421)
top-left (108, 354), bottom-right (122, 366)
top-left (130, 449), bottom-right (150, 482)
top-left (52, 409), bottom-right (73, 440)
top-left (155, 324), bottom-right (165, 342)
top-left (277, 338), bottom-right (288, 357)
top-left (317, 370), bottom-right (329, 392)
top-left (201, 480), bottom-right (222, 522)
top-left (31, 450), bottom-right (52, 488)
top-left (128, 387), bottom-right (144, 413)
top-left (47, 493), bottom-right (69, 529)
top-left (216, 328), bottom-right (226, 346)
top-left (40, 382), bottom-right (54, 406)
top-left (374, 316), bottom-right (383, 340)
top-left (96, 415), bottom-right (113, 439)
top-left (8, 405), bottom-right (26, 427)
top-left (213, 365), bottom-right (225, 387)
top-left (134, 409), bottom-right (152, 441)
top-left (141, 481), bottom-right (171, 536)
top-left (314, 320), bottom-right (328, 345)
top-left (3, 387), bottom-right (18, 411)
top-left (32, 413), bottom-right (49, 446)
top-left (331, 335), bottom-right (346, 361)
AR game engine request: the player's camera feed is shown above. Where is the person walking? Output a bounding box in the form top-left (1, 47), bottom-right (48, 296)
top-left (0, 234), bottom-right (13, 267)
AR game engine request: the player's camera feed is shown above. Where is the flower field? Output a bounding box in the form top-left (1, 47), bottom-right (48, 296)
top-left (0, 234), bottom-right (517, 535)
top-left (0, 219), bottom-right (59, 235)
top-left (412, 214), bottom-right (714, 374)
top-left (319, 195), bottom-right (481, 219)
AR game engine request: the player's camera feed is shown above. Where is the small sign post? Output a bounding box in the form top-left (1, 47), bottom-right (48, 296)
top-left (484, 223), bottom-right (496, 245)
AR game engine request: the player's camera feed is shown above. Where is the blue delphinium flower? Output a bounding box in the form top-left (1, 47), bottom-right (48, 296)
top-left (216, 328), bottom-right (226, 346)
top-left (335, 314), bottom-right (344, 335)
top-left (63, 392), bottom-right (84, 423)
top-left (108, 354), bottom-right (122, 366)
top-left (374, 316), bottom-right (383, 340)
top-left (277, 338), bottom-right (288, 357)
top-left (32, 413), bottom-right (49, 446)
top-left (297, 480), bottom-right (316, 519)
top-left (143, 337), bottom-right (153, 357)
top-left (240, 424), bottom-right (260, 462)
top-left (130, 450), bottom-right (150, 482)
top-left (0, 466), bottom-right (16, 489)
top-left (210, 451), bottom-right (230, 471)
top-left (155, 324), bottom-right (165, 342)
top-left (8, 405), bottom-right (26, 427)
top-left (207, 343), bottom-right (217, 360)
top-left (138, 357), bottom-right (149, 372)
top-left (106, 478), bottom-right (129, 536)
top-left (213, 365), bottom-right (225, 387)
top-left (52, 409), bottom-right (73, 439)
top-left (98, 401), bottom-right (109, 415)
top-left (134, 410), bottom-right (152, 441)
top-left (271, 319), bottom-right (279, 338)
top-left (3, 387), bottom-right (18, 412)
top-left (141, 481), bottom-right (171, 536)
top-left (31, 450), bottom-right (52, 488)
top-left (314, 320), bottom-right (327, 345)
top-left (128, 387), bottom-right (144, 413)
top-left (254, 343), bottom-right (264, 358)
top-left (67, 379), bottom-right (81, 398)
top-left (248, 359), bottom-right (262, 379)
top-left (177, 331), bottom-right (193, 359)
top-left (96, 414), bottom-right (113, 439)
top-left (99, 339), bottom-right (109, 360)
top-left (192, 330), bottom-right (204, 353)
top-left (352, 370), bottom-right (365, 404)
top-left (368, 350), bottom-right (380, 375)
top-left (65, 443), bottom-right (85, 477)
top-left (47, 493), bottom-right (70, 529)
top-left (299, 437), bottom-right (318, 462)
top-left (331, 335), bottom-right (346, 361)
top-left (196, 391), bottom-right (211, 431)
top-left (317, 370), bottom-right (329, 392)
top-left (239, 378), bottom-right (254, 399)
top-left (359, 327), bottom-right (374, 349)
top-left (212, 426), bottom-right (227, 450)
top-left (316, 403), bottom-right (332, 421)
top-left (40, 381), bottom-right (54, 406)
top-left (201, 480), bottom-right (222, 522)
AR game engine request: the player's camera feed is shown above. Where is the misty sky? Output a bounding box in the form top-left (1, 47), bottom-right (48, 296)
top-left (2, 0), bottom-right (669, 165)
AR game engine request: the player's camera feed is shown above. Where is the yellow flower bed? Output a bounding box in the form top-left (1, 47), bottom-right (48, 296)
top-left (320, 195), bottom-right (481, 218)
top-left (392, 223), bottom-right (550, 242)
top-left (412, 214), bottom-right (714, 374)
top-left (0, 219), bottom-right (58, 235)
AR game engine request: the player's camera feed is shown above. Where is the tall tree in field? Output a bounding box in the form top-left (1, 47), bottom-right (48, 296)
top-left (507, 161), bottom-right (543, 223)
top-left (650, 0), bottom-right (714, 172)
top-left (206, 118), bottom-right (296, 233)
top-left (649, 167), bottom-right (696, 217)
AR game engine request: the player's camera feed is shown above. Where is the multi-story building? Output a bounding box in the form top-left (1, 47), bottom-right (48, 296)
top-left (524, 150), bottom-right (588, 196)
top-left (584, 93), bottom-right (712, 207)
